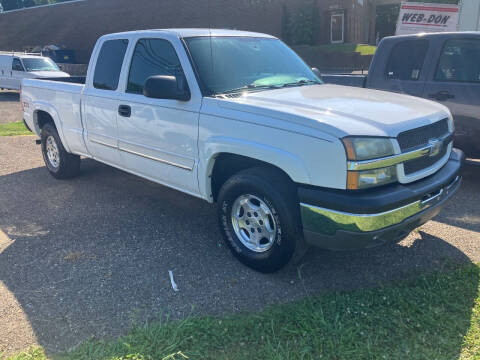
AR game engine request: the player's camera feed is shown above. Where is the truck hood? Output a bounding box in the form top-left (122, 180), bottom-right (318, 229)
top-left (217, 84), bottom-right (450, 138)
top-left (30, 71), bottom-right (70, 78)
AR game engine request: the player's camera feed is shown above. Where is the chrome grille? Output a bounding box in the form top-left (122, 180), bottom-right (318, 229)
top-left (403, 142), bottom-right (449, 174)
top-left (397, 119), bottom-right (450, 175)
top-left (397, 119), bottom-right (449, 151)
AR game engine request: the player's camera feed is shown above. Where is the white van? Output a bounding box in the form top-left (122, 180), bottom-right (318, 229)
top-left (0, 52), bottom-right (70, 91)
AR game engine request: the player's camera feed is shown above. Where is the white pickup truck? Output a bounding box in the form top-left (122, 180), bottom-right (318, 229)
top-left (21, 29), bottom-right (463, 272)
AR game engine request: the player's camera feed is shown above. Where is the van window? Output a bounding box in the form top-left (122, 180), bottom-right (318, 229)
top-left (386, 40), bottom-right (429, 81)
top-left (22, 58), bottom-right (59, 72)
top-left (12, 58), bottom-right (24, 71)
top-left (126, 38), bottom-right (182, 94)
top-left (93, 39), bottom-right (129, 91)
top-left (435, 39), bottom-right (480, 83)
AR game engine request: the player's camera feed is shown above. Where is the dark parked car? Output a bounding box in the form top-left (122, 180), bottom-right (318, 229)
top-left (322, 32), bottom-right (480, 157)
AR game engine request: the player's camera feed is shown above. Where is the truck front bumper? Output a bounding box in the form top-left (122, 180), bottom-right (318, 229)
top-left (299, 149), bottom-right (464, 251)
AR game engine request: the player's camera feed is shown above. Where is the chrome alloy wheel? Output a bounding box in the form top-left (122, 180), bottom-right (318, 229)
top-left (231, 194), bottom-right (277, 252)
top-left (45, 135), bottom-right (60, 168)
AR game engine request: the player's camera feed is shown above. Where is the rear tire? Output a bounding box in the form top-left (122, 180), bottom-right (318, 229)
top-left (41, 123), bottom-right (80, 179)
top-left (217, 167), bottom-right (308, 273)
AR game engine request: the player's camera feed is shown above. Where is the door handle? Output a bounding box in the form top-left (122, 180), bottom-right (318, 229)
top-left (429, 91), bottom-right (455, 101)
top-left (118, 105), bottom-right (131, 118)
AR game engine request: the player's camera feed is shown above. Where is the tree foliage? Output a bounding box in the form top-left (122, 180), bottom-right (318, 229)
top-left (282, 3), bottom-right (320, 46)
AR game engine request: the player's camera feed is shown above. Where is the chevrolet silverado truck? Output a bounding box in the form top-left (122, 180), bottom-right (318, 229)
top-left (322, 32), bottom-right (480, 157)
top-left (21, 29), bottom-right (463, 273)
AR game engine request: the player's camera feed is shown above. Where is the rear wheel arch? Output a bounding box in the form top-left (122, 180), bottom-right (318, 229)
top-left (34, 110), bottom-right (56, 132)
top-left (32, 106), bottom-right (71, 153)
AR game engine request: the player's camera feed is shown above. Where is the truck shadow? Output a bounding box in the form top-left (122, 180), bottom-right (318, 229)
top-left (0, 90), bottom-right (20, 102)
top-left (0, 159), bottom-right (478, 355)
top-left (432, 162), bottom-right (480, 233)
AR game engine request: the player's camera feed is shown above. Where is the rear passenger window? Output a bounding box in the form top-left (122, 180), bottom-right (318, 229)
top-left (93, 39), bottom-right (129, 90)
top-left (127, 38), bottom-right (182, 94)
top-left (435, 39), bottom-right (480, 83)
top-left (386, 40), bottom-right (429, 81)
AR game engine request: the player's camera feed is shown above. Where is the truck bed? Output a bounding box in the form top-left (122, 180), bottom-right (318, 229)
top-left (22, 77), bottom-right (84, 93)
top-left (40, 76), bottom-right (86, 84)
top-left (22, 77), bottom-right (87, 156)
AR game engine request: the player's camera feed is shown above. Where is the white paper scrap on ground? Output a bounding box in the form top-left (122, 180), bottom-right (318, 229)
top-left (168, 270), bottom-right (179, 292)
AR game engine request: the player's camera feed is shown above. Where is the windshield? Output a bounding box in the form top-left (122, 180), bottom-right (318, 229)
top-left (22, 58), bottom-right (60, 72)
top-left (184, 37), bottom-right (321, 95)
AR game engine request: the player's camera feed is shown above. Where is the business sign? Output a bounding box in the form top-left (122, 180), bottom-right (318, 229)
top-left (396, 2), bottom-right (460, 35)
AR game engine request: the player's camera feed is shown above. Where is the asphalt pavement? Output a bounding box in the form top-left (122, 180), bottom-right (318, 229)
top-left (0, 135), bottom-right (479, 355)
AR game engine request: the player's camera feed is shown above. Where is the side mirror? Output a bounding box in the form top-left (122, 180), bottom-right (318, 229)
top-left (143, 75), bottom-right (190, 101)
top-left (311, 67), bottom-right (322, 80)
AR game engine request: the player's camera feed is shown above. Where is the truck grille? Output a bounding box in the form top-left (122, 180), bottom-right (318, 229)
top-left (403, 142), bottom-right (449, 175)
top-left (397, 119), bottom-right (450, 175)
top-left (397, 119), bottom-right (449, 151)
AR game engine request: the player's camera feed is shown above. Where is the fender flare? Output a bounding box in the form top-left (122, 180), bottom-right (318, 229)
top-left (32, 101), bottom-right (72, 153)
top-left (199, 136), bottom-right (311, 201)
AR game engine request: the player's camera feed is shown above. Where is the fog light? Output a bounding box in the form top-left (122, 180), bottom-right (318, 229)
top-left (347, 166), bottom-right (397, 190)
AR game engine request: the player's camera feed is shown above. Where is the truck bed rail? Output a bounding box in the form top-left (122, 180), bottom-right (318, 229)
top-left (37, 76), bottom-right (86, 84)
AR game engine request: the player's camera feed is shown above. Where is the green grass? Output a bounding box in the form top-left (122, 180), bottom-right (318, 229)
top-left (315, 43), bottom-right (377, 56)
top-left (0, 122), bottom-right (32, 136)
top-left (5, 263), bottom-right (480, 360)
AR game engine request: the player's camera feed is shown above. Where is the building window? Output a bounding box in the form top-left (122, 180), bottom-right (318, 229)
top-left (331, 11), bottom-right (345, 44)
top-left (0, 0), bottom-right (83, 13)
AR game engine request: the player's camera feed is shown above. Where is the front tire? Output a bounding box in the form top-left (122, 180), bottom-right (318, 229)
top-left (217, 167), bottom-right (307, 273)
top-left (41, 123), bottom-right (80, 179)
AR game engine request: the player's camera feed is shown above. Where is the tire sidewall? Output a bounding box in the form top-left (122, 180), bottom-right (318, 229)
top-left (41, 125), bottom-right (63, 175)
top-left (218, 174), bottom-right (298, 271)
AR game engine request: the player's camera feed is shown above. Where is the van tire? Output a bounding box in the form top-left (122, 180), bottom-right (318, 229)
top-left (41, 123), bottom-right (80, 179)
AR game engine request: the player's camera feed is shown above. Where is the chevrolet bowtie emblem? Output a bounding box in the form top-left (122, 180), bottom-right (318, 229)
top-left (428, 138), bottom-right (443, 157)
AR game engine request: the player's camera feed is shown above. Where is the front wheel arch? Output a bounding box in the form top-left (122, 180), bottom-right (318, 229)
top-left (207, 152), bottom-right (301, 202)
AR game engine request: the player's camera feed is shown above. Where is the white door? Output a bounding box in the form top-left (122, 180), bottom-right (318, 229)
top-left (116, 37), bottom-right (201, 195)
top-left (0, 57), bottom-right (17, 90)
top-left (331, 12), bottom-right (345, 44)
top-left (0, 56), bottom-right (12, 89)
top-left (83, 39), bottom-right (129, 167)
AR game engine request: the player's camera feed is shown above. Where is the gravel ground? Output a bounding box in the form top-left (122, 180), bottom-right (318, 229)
top-left (0, 136), bottom-right (479, 355)
top-left (0, 90), bottom-right (21, 124)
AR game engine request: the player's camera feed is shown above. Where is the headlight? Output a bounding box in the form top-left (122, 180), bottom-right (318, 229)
top-left (342, 137), bottom-right (397, 190)
top-left (342, 137), bottom-right (395, 161)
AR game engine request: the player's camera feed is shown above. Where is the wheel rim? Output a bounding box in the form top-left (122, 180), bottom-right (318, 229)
top-left (45, 135), bottom-right (60, 168)
top-left (231, 194), bottom-right (277, 253)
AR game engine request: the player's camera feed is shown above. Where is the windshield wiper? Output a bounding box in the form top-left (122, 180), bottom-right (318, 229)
top-left (219, 83), bottom-right (281, 95)
top-left (217, 79), bottom-right (320, 96)
top-left (280, 79), bottom-right (321, 88)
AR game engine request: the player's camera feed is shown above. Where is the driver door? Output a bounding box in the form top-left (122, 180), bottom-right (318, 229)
top-left (116, 37), bottom-right (202, 195)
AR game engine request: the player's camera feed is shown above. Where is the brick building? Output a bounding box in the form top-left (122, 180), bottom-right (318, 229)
top-left (0, 0), bottom-right (381, 64)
